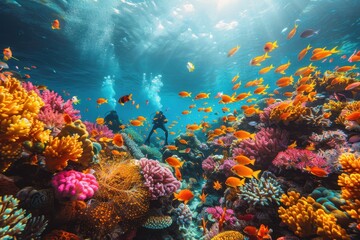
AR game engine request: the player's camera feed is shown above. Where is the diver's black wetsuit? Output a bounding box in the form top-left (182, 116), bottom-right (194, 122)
top-left (145, 111), bottom-right (168, 145)
top-left (104, 110), bottom-right (122, 133)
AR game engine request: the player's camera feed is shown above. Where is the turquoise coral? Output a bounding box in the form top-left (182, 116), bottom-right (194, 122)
top-left (0, 195), bottom-right (32, 239)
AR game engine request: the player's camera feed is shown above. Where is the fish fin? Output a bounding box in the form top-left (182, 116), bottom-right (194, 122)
top-left (173, 192), bottom-right (178, 200)
top-left (250, 159), bottom-right (255, 165)
top-left (330, 46), bottom-right (340, 54)
top-left (273, 41), bottom-right (278, 48)
top-left (253, 170), bottom-right (261, 180)
top-left (128, 94), bottom-right (133, 100)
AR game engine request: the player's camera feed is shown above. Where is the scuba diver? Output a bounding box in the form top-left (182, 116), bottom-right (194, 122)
top-left (104, 110), bottom-right (122, 133)
top-left (145, 111), bottom-right (168, 146)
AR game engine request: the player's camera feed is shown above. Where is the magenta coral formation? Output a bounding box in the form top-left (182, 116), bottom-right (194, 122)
top-left (219, 159), bottom-right (236, 177)
top-left (202, 156), bottom-right (217, 174)
top-left (138, 158), bottom-right (181, 200)
top-left (83, 121), bottom-right (114, 140)
top-left (51, 170), bottom-right (99, 201)
top-left (38, 108), bottom-right (64, 131)
top-left (309, 130), bottom-right (348, 148)
top-left (212, 134), bottom-right (237, 148)
top-left (272, 148), bottom-right (330, 172)
top-left (206, 206), bottom-right (237, 225)
top-left (232, 127), bottom-right (289, 166)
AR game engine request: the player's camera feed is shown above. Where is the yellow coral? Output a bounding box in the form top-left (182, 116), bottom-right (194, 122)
top-left (269, 101), bottom-right (310, 124)
top-left (323, 100), bottom-right (348, 113)
top-left (0, 76), bottom-right (50, 171)
top-left (338, 153), bottom-right (360, 227)
top-left (335, 101), bottom-right (360, 129)
top-left (278, 191), bottom-right (350, 239)
top-left (43, 134), bottom-right (83, 171)
top-left (211, 231), bottom-right (244, 240)
top-left (318, 71), bottom-right (353, 92)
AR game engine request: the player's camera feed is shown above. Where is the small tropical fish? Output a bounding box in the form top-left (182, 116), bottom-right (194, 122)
top-left (233, 155), bottom-right (255, 165)
top-left (275, 61), bottom-right (291, 74)
top-left (232, 82), bottom-right (241, 90)
top-left (113, 134), bottom-right (124, 147)
top-left (231, 74), bottom-right (240, 83)
top-left (227, 45), bottom-right (240, 57)
top-left (336, 64), bottom-right (357, 72)
top-left (187, 62), bottom-right (195, 72)
top-left (118, 94), bottom-right (132, 105)
top-left (250, 53), bottom-right (270, 66)
top-left (300, 29), bottom-right (319, 38)
top-left (253, 84), bottom-right (269, 95)
top-left (231, 164), bottom-right (261, 179)
top-left (173, 189), bottom-right (194, 204)
top-left (136, 104), bottom-right (140, 109)
top-left (71, 96), bottom-right (81, 105)
top-left (257, 224), bottom-right (272, 239)
top-left (182, 110), bottom-right (191, 115)
top-left (345, 111), bottom-right (360, 121)
top-left (137, 116), bottom-right (147, 121)
top-left (174, 167), bottom-right (182, 181)
top-left (189, 104), bottom-right (196, 109)
top-left (166, 145), bottom-right (178, 150)
top-left (179, 91), bottom-right (191, 97)
top-left (52, 19), bottom-right (60, 30)
top-left (304, 166), bottom-right (328, 177)
top-left (195, 92), bottom-right (210, 100)
top-left (96, 118), bottom-right (105, 125)
top-left (248, 121), bottom-right (258, 126)
top-left (36, 85), bottom-right (47, 91)
top-left (3, 47), bottom-right (19, 61)
top-left (130, 119), bottom-right (144, 126)
top-left (310, 46), bottom-right (340, 61)
top-left (259, 64), bottom-right (274, 74)
top-left (213, 180), bottom-right (222, 190)
top-left (225, 177), bottom-right (245, 188)
top-left (97, 98), bottom-right (108, 105)
top-left (179, 139), bottom-right (188, 145)
top-left (287, 23), bottom-right (298, 40)
top-left (243, 226), bottom-right (258, 236)
top-left (263, 40), bottom-right (278, 52)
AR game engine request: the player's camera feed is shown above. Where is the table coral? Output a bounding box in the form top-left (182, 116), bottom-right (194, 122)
top-left (43, 134), bottom-right (83, 171)
top-left (0, 195), bottom-right (32, 239)
top-left (338, 153), bottom-right (360, 227)
top-left (0, 76), bottom-right (50, 171)
top-left (52, 170), bottom-right (99, 201)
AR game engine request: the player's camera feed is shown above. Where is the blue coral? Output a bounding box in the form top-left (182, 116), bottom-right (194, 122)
top-left (0, 195), bottom-right (32, 239)
top-left (173, 203), bottom-right (192, 228)
top-left (239, 171), bottom-right (283, 206)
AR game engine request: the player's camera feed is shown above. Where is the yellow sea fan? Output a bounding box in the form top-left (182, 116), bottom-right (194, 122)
top-left (43, 134), bottom-right (83, 171)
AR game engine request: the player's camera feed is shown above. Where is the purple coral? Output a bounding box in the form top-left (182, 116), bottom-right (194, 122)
top-left (138, 158), bottom-right (181, 200)
top-left (212, 134), bottom-right (237, 148)
top-left (51, 170), bottom-right (99, 201)
top-left (84, 121), bottom-right (114, 140)
top-left (232, 127), bottom-right (289, 166)
top-left (202, 156), bottom-right (217, 174)
top-left (219, 159), bottom-right (236, 177)
top-left (206, 206), bottom-right (237, 225)
top-left (273, 148), bottom-right (330, 172)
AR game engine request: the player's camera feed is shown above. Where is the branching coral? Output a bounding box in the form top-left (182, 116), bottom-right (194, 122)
top-left (338, 153), bottom-right (360, 227)
top-left (43, 134), bottom-right (83, 171)
top-left (239, 171), bottom-right (283, 206)
top-left (173, 203), bottom-right (193, 228)
top-left (95, 159), bottom-right (150, 231)
top-left (0, 76), bottom-right (50, 171)
top-left (278, 191), bottom-right (349, 239)
top-left (336, 101), bottom-right (360, 131)
top-left (0, 195), bottom-right (32, 239)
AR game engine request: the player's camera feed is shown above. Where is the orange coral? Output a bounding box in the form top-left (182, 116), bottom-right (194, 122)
top-left (43, 229), bottom-right (80, 240)
top-left (269, 101), bottom-right (310, 124)
top-left (43, 134), bottom-right (83, 171)
top-left (211, 230), bottom-right (245, 240)
top-left (338, 153), bottom-right (360, 227)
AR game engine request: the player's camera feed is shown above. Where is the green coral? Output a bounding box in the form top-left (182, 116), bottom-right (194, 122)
top-left (0, 195), bottom-right (32, 239)
top-left (139, 145), bottom-right (162, 160)
top-left (123, 128), bottom-right (144, 145)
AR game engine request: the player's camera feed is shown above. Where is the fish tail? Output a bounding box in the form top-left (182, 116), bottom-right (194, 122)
top-left (253, 170), bottom-right (261, 180)
top-left (331, 46), bottom-right (340, 54)
top-left (129, 94), bottom-right (133, 100)
top-left (307, 44), bottom-right (312, 50)
top-left (250, 159), bottom-right (255, 165)
top-left (273, 41), bottom-right (278, 48)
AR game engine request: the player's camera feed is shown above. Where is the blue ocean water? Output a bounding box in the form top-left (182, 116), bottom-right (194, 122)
top-left (1, 0), bottom-right (359, 141)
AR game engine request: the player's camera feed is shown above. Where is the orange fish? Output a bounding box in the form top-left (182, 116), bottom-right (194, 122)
top-left (345, 111), bottom-right (360, 121)
top-left (3, 47), bottom-right (19, 61)
top-left (259, 64), bottom-right (274, 74)
top-left (179, 91), bottom-right (191, 97)
top-left (275, 61), bottom-right (291, 75)
top-left (113, 133), bottom-right (124, 147)
top-left (253, 85), bottom-right (269, 95)
top-left (173, 189), bottom-right (194, 204)
top-left (137, 116), bottom-right (147, 121)
top-left (199, 191), bottom-right (208, 204)
top-left (243, 226), bottom-right (258, 236)
top-left (63, 114), bottom-right (72, 124)
top-left (182, 110), bottom-right (191, 115)
top-left (213, 180), bottom-right (222, 190)
top-left (166, 156), bottom-right (184, 168)
top-left (336, 64), bottom-right (357, 72)
top-left (195, 92), bottom-right (210, 100)
top-left (233, 130), bottom-right (253, 139)
top-left (231, 74), bottom-right (240, 83)
top-left (130, 119), bottom-right (143, 126)
top-left (231, 164), bottom-right (261, 179)
top-left (310, 46), bottom-right (340, 61)
top-left (263, 40), bottom-right (278, 52)
top-left (186, 124), bottom-right (201, 131)
top-left (227, 45), bottom-right (240, 57)
top-left (304, 166), bottom-right (328, 177)
top-left (189, 104), bottom-right (196, 109)
top-left (266, 97), bottom-right (276, 105)
top-left (174, 167), bottom-right (182, 181)
top-left (298, 44), bottom-right (312, 61)
top-left (250, 53), bottom-right (270, 66)
top-left (96, 117), bottom-right (105, 125)
top-left (232, 82), bottom-right (241, 90)
top-left (219, 94), bottom-right (235, 104)
top-left (287, 23), bottom-right (298, 40)
top-left (276, 76), bottom-right (294, 87)
top-left (257, 224), bottom-right (272, 239)
top-left (233, 155), bottom-right (255, 165)
top-left (283, 92), bottom-right (294, 98)
top-left (166, 145), bottom-right (178, 150)
top-left (222, 107), bottom-right (230, 112)
top-left (204, 107), bottom-right (212, 113)
top-left (225, 177), bottom-right (245, 188)
top-left (52, 19), bottom-right (60, 30)
top-left (96, 98), bottom-right (108, 105)
top-left (345, 82), bottom-right (360, 91)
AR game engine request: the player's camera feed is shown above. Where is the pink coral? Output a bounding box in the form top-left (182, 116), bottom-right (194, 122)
top-left (51, 170), bottom-right (99, 201)
top-left (219, 159), bottom-right (236, 177)
top-left (206, 206), bottom-right (237, 225)
top-left (212, 134), bottom-right (237, 148)
top-left (138, 158), bottom-right (181, 200)
top-left (84, 121), bottom-right (114, 140)
top-left (202, 156), bottom-right (217, 174)
top-left (22, 81), bottom-right (40, 95)
top-left (272, 148), bottom-right (330, 172)
top-left (38, 107), bottom-right (65, 131)
top-left (232, 127), bottom-right (289, 167)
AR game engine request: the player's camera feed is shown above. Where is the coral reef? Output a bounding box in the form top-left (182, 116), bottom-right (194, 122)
top-left (0, 195), bottom-right (32, 239)
top-left (43, 229), bottom-right (80, 240)
top-left (142, 215), bottom-right (173, 229)
top-left (211, 230), bottom-right (245, 240)
top-left (138, 158), bottom-right (181, 200)
top-left (173, 203), bottom-right (192, 228)
top-left (336, 101), bottom-right (360, 131)
top-left (123, 127), bottom-right (145, 145)
top-left (206, 206), bottom-right (237, 225)
top-left (51, 170), bottom-right (99, 201)
top-left (239, 171), bottom-right (284, 206)
top-left (121, 133), bottom-right (145, 159)
top-left (84, 120), bottom-right (114, 140)
top-left (139, 145), bottom-right (162, 160)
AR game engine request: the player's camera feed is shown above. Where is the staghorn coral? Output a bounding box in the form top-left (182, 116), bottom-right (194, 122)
top-left (0, 195), bottom-right (32, 239)
top-left (142, 215), bottom-right (173, 229)
top-left (138, 158), bottom-right (181, 200)
top-left (95, 159), bottom-right (150, 231)
top-left (43, 134), bottom-right (83, 171)
top-left (232, 127), bottom-right (289, 166)
top-left (43, 229), bottom-right (80, 240)
top-left (239, 171), bottom-right (283, 206)
top-left (338, 153), bottom-right (360, 227)
top-left (51, 170), bottom-right (99, 201)
top-left (211, 230), bottom-right (245, 240)
top-left (0, 76), bottom-right (50, 171)
top-left (278, 191), bottom-right (350, 239)
top-left (79, 201), bottom-right (121, 238)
